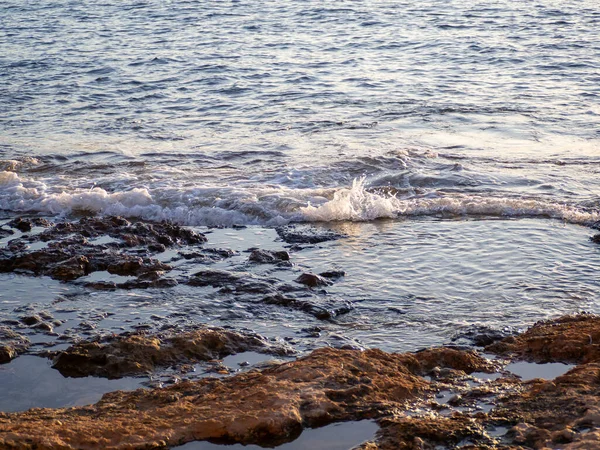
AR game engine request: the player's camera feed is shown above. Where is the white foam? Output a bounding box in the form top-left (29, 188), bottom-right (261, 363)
top-left (301, 177), bottom-right (600, 225)
top-left (1, 172), bottom-right (598, 227)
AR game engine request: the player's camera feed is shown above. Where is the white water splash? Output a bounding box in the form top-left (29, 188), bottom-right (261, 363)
top-left (1, 172), bottom-right (598, 227)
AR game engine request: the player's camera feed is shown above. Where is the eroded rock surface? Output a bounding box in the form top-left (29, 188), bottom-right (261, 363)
top-left (5, 316), bottom-right (600, 449)
top-left (486, 313), bottom-right (600, 363)
top-left (276, 225), bottom-right (346, 244)
top-left (51, 327), bottom-right (293, 378)
top-left (0, 216), bottom-right (203, 283)
top-left (0, 347), bottom-right (439, 449)
top-left (0, 327), bottom-right (30, 364)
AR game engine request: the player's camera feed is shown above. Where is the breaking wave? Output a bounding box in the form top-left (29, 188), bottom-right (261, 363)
top-left (1, 172), bottom-right (598, 227)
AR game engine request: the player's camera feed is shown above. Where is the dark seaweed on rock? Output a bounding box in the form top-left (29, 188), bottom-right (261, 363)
top-left (0, 216), bottom-right (205, 283)
top-left (275, 225), bottom-right (346, 244)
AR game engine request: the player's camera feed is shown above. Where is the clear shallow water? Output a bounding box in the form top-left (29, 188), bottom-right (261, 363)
top-left (175, 420), bottom-right (378, 450)
top-left (1, 219), bottom-right (598, 356)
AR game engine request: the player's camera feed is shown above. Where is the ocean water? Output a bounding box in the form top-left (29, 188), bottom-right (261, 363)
top-left (1, 0), bottom-right (600, 379)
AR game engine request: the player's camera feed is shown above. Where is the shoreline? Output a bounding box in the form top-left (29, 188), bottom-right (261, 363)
top-left (0, 216), bottom-right (599, 448)
top-left (1, 314), bottom-right (600, 448)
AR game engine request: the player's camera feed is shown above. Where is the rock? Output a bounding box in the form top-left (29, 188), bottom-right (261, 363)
top-left (0, 347), bottom-right (441, 448)
top-left (263, 294), bottom-right (341, 321)
top-left (295, 273), bottom-right (331, 288)
top-left (7, 314), bottom-right (600, 449)
top-left (188, 269), bottom-right (277, 294)
top-left (0, 327), bottom-right (30, 364)
top-left (276, 225), bottom-right (346, 244)
top-left (451, 324), bottom-right (515, 347)
top-left (591, 234), bottom-right (600, 244)
top-left (20, 315), bottom-right (41, 326)
top-left (485, 313), bottom-right (600, 363)
top-left (0, 346), bottom-right (16, 364)
top-left (248, 249), bottom-right (290, 264)
top-left (0, 228), bottom-right (14, 239)
top-left (51, 327), bottom-right (293, 378)
top-left (49, 255), bottom-right (89, 281)
top-left (319, 270), bottom-right (345, 279)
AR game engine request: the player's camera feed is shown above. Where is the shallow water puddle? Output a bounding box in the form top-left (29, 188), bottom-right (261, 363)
top-left (174, 420), bottom-right (378, 450)
top-left (0, 355), bottom-right (144, 412)
top-left (222, 351), bottom-right (275, 369)
top-left (505, 361), bottom-right (574, 381)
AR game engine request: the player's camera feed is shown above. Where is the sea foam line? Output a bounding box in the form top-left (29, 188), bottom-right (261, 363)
top-left (1, 171), bottom-right (598, 227)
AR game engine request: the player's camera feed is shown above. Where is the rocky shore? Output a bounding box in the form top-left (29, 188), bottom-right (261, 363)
top-left (2, 216), bottom-right (600, 449)
top-left (0, 314), bottom-right (599, 449)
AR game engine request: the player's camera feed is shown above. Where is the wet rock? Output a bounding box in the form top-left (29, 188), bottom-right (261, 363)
top-left (319, 270), bottom-right (345, 279)
top-left (591, 234), bottom-right (600, 244)
top-left (116, 277), bottom-right (178, 289)
top-left (51, 327), bottom-right (293, 378)
top-left (20, 315), bottom-right (42, 326)
top-left (49, 255), bottom-right (90, 281)
top-left (362, 416), bottom-right (490, 449)
top-left (263, 294), bottom-right (343, 321)
top-left (452, 324), bottom-right (516, 347)
top-left (0, 327), bottom-right (30, 364)
top-left (276, 225), bottom-right (346, 244)
top-left (1, 347), bottom-right (432, 448)
top-left (188, 269), bottom-right (277, 294)
top-left (486, 313), bottom-right (600, 364)
top-left (248, 249), bottom-right (290, 264)
top-left (295, 273), bottom-right (331, 288)
top-left (7, 217), bottom-right (51, 232)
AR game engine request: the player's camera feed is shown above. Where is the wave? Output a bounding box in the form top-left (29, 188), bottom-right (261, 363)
top-left (1, 172), bottom-right (598, 228)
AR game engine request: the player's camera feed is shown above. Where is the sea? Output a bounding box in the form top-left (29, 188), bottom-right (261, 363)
top-left (1, 0), bottom-right (600, 411)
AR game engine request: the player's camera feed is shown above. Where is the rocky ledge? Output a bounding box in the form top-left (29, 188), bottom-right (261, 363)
top-left (49, 327), bottom-right (294, 379)
top-left (2, 315), bottom-right (600, 449)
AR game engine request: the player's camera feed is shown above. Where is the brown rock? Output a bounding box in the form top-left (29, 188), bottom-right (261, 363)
top-left (0, 347), bottom-right (432, 449)
top-left (49, 255), bottom-right (89, 281)
top-left (486, 313), bottom-right (600, 363)
top-left (0, 327), bottom-right (30, 364)
top-left (52, 327), bottom-right (293, 378)
top-left (295, 273), bottom-right (331, 288)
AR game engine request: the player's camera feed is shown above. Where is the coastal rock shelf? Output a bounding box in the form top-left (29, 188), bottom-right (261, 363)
top-left (2, 315), bottom-right (600, 449)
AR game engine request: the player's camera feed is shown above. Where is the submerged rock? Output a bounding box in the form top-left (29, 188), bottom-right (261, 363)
top-left (0, 216), bottom-right (196, 284)
top-left (451, 324), bottom-right (516, 347)
top-left (51, 327), bottom-right (293, 378)
top-left (248, 248), bottom-right (290, 264)
top-left (7, 217), bottom-right (51, 233)
top-left (0, 327), bottom-right (30, 364)
top-left (276, 225), bottom-right (346, 244)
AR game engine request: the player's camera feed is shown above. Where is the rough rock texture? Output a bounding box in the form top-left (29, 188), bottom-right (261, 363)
top-left (5, 315), bottom-right (600, 449)
top-left (486, 313), bottom-right (600, 363)
top-left (275, 225), bottom-right (346, 244)
top-left (0, 348), bottom-right (431, 449)
top-left (0, 216), bottom-right (203, 283)
top-left (358, 416), bottom-right (491, 450)
top-left (0, 346), bottom-right (494, 450)
top-left (51, 327), bottom-right (293, 378)
top-left (0, 327), bottom-right (30, 364)
top-left (248, 249), bottom-right (290, 264)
